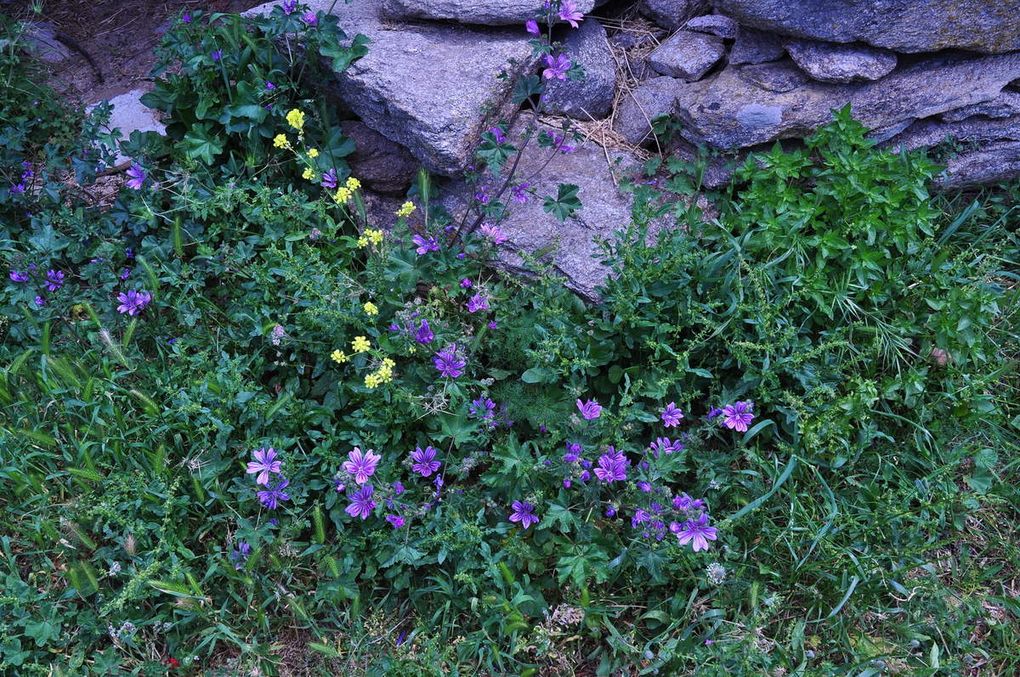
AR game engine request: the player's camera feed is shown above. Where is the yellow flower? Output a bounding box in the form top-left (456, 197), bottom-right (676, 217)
top-left (302, 167), bottom-right (315, 180)
top-left (395, 201), bottom-right (416, 217)
top-left (346, 176), bottom-right (361, 191)
top-left (352, 336), bottom-right (371, 353)
top-left (363, 301), bottom-right (379, 316)
top-left (331, 349), bottom-right (348, 364)
top-left (357, 235), bottom-right (369, 248)
top-left (333, 187), bottom-right (352, 204)
top-left (286, 108), bottom-right (305, 131)
top-left (364, 372), bottom-right (382, 389)
top-left (273, 134), bottom-right (290, 149)
top-left (307, 148), bottom-right (319, 158)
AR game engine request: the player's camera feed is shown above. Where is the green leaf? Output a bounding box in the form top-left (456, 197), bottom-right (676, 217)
top-left (542, 183), bottom-right (581, 221)
top-left (181, 123), bottom-right (225, 164)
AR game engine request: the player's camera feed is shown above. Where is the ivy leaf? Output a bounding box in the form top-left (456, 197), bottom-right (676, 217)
top-left (181, 123), bottom-right (225, 164)
top-left (543, 183), bottom-right (581, 221)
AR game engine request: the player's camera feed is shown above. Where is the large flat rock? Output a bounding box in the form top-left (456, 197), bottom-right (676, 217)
top-left (246, 0), bottom-right (534, 176)
top-left (713, 0), bottom-right (1020, 54)
top-left (672, 54), bottom-right (1020, 149)
top-left (444, 123), bottom-right (646, 300)
top-left (381, 0), bottom-right (595, 25)
top-left (542, 20), bottom-right (617, 119)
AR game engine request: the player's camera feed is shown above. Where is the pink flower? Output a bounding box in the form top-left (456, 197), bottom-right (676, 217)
top-left (343, 447), bottom-right (381, 485)
top-left (542, 53), bottom-right (571, 80)
top-left (558, 0), bottom-right (584, 28)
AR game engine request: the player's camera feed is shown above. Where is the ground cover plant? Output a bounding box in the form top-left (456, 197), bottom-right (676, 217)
top-left (1, 3), bottom-right (1019, 675)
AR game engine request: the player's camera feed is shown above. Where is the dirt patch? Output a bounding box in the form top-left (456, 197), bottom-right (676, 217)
top-left (6, 0), bottom-right (260, 104)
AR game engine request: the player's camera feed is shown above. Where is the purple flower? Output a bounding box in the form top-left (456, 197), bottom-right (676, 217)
top-left (321, 168), bottom-right (338, 189)
top-left (119, 267), bottom-right (131, 280)
top-left (466, 293), bottom-right (489, 313)
top-left (281, 0), bottom-right (297, 14)
top-left (549, 132), bottom-right (576, 154)
top-left (562, 478), bottom-right (572, 489)
top-left (661, 402), bottom-right (684, 428)
top-left (182, 11), bottom-right (192, 23)
top-left (632, 509), bottom-right (651, 527)
top-left (508, 500), bottom-right (539, 529)
top-left (10, 182), bottom-right (25, 195)
top-left (414, 319), bottom-right (434, 344)
top-left (576, 398), bottom-right (602, 420)
top-left (637, 481), bottom-right (652, 493)
top-left (333, 477), bottom-right (346, 493)
top-left (706, 406), bottom-right (723, 420)
top-left (563, 442), bottom-right (582, 463)
top-left (343, 447), bottom-right (381, 485)
top-left (489, 126), bottom-right (507, 144)
top-left (229, 541), bottom-right (251, 569)
top-left (393, 480), bottom-right (405, 495)
top-left (246, 447), bottom-right (283, 486)
top-left (511, 182), bottom-right (530, 203)
top-left (542, 53), bottom-right (571, 80)
top-left (265, 80), bottom-right (276, 90)
top-left (480, 223), bottom-right (508, 245)
top-left (9, 269), bottom-right (29, 283)
top-left (413, 234), bottom-right (440, 255)
top-left (720, 401), bottom-right (755, 432)
top-left (650, 437), bottom-right (684, 457)
top-left (301, 10), bottom-right (318, 25)
top-left (460, 278), bottom-right (473, 288)
top-left (487, 320), bottom-right (498, 330)
top-left (594, 448), bottom-right (628, 483)
top-left (558, 0), bottom-right (584, 27)
top-left (433, 344), bottom-right (466, 378)
top-left (525, 19), bottom-right (540, 35)
top-left (126, 163), bottom-right (146, 190)
top-left (675, 513), bottom-right (718, 552)
top-left (386, 514), bottom-right (406, 529)
top-left (34, 295), bottom-right (45, 307)
top-left (257, 477), bottom-right (290, 509)
top-left (605, 505), bottom-right (617, 518)
top-left (410, 445), bottom-right (441, 477)
top-left (345, 484), bottom-right (376, 519)
top-left (211, 49), bottom-right (223, 62)
top-left (116, 289), bottom-right (152, 316)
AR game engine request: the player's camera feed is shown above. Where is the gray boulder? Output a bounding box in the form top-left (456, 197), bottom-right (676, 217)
top-left (671, 54), bottom-right (1020, 149)
top-left (21, 22), bottom-right (70, 63)
top-left (543, 20), bottom-right (617, 119)
top-left (381, 0), bottom-right (595, 25)
top-left (341, 121), bottom-right (418, 194)
top-left (89, 89), bottom-right (167, 164)
top-left (647, 31), bottom-right (724, 80)
top-left (941, 92), bottom-right (1020, 122)
top-left (444, 123), bottom-right (646, 300)
top-left (785, 39), bottom-right (896, 83)
top-left (683, 14), bottom-right (738, 39)
top-left (246, 0), bottom-right (534, 176)
top-left (713, 0), bottom-right (1020, 54)
top-left (614, 76), bottom-right (689, 145)
top-left (937, 141), bottom-right (1020, 189)
top-left (638, 0), bottom-right (708, 32)
top-left (729, 27), bottom-right (785, 65)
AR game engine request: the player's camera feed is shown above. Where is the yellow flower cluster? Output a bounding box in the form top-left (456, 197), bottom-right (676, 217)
top-left (364, 358), bottom-right (396, 389)
top-left (331, 349), bottom-right (349, 364)
top-left (357, 228), bottom-right (385, 248)
top-left (307, 148), bottom-right (319, 158)
top-left (363, 301), bottom-right (378, 316)
top-left (286, 108), bottom-right (305, 131)
top-left (396, 201), bottom-right (416, 217)
top-left (332, 176), bottom-right (362, 205)
top-left (302, 167), bottom-right (316, 180)
top-left (352, 336), bottom-right (371, 353)
top-left (273, 134), bottom-right (290, 149)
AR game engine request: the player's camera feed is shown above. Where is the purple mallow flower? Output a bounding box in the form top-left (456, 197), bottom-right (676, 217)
top-left (433, 344), bottom-right (466, 378)
top-left (675, 513), bottom-right (718, 552)
top-left (229, 541), bottom-right (251, 570)
top-left (511, 182), bottom-right (530, 203)
top-left (508, 500), bottom-right (539, 529)
top-left (489, 126), bottom-right (507, 144)
top-left (343, 447), bottom-right (381, 485)
top-left (386, 514), bottom-right (406, 528)
top-left (542, 53), bottom-right (571, 80)
top-left (460, 278), bottom-right (473, 288)
top-left (706, 406), bottom-right (723, 420)
top-left (346, 484), bottom-right (376, 519)
top-left (301, 10), bottom-right (318, 25)
top-left (480, 223), bottom-right (508, 245)
top-left (410, 445), bottom-right (441, 478)
top-left (126, 163), bottom-right (146, 190)
top-left (720, 401), bottom-right (755, 432)
top-left (116, 289), bottom-right (152, 316)
top-left (594, 447), bottom-right (628, 483)
top-left (282, 0), bottom-right (297, 14)
top-left (321, 168), bottom-right (338, 189)
top-left (576, 398), bottom-right (602, 420)
top-left (470, 397), bottom-right (496, 424)
top-left (257, 477), bottom-right (290, 509)
top-left (265, 80), bottom-right (276, 90)
top-left (413, 234), bottom-right (440, 255)
top-left (34, 295), bottom-right (45, 307)
top-left (558, 0), bottom-right (584, 27)
top-left (661, 402), bottom-right (684, 428)
top-left (246, 447), bottom-right (283, 486)
top-left (9, 269), bottom-right (29, 283)
top-left (211, 49), bottom-right (223, 62)
top-left (563, 442), bottom-right (582, 463)
top-left (415, 319), bottom-right (434, 344)
top-left (525, 19), bottom-right (539, 35)
top-left (466, 293), bottom-right (489, 313)
top-left (650, 437), bottom-right (684, 457)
